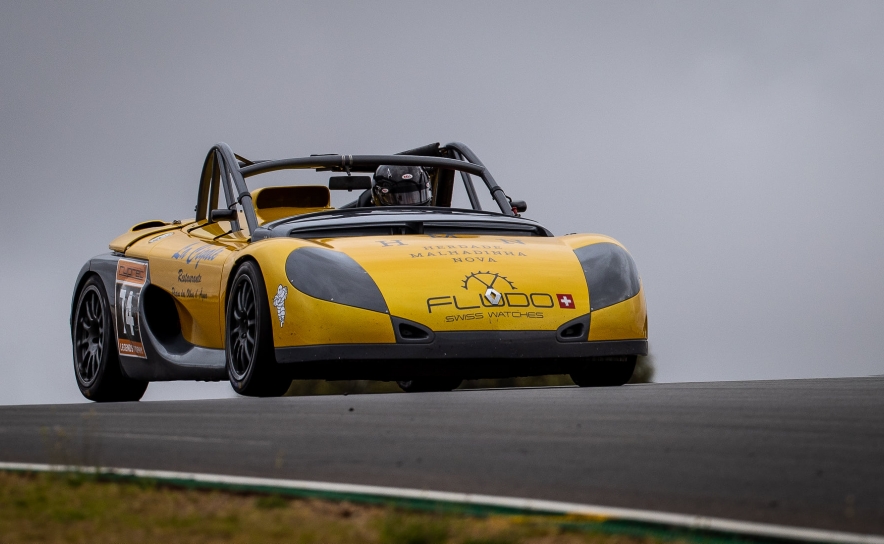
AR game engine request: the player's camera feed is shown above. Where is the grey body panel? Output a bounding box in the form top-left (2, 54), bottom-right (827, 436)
top-left (72, 253), bottom-right (226, 382)
top-left (574, 243), bottom-right (641, 311)
top-left (285, 247), bottom-right (389, 314)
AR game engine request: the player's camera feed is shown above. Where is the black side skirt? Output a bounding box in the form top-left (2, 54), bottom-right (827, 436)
top-left (275, 336), bottom-right (647, 380)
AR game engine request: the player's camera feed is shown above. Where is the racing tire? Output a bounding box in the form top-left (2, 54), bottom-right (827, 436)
top-left (396, 378), bottom-right (463, 393)
top-left (570, 356), bottom-right (637, 387)
top-left (226, 261), bottom-right (291, 397)
top-left (72, 276), bottom-right (148, 402)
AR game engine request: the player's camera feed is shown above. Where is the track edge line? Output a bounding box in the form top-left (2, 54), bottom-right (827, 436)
top-left (0, 462), bottom-right (880, 544)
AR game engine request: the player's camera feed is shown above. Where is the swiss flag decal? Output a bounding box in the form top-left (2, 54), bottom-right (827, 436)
top-left (557, 294), bottom-right (575, 309)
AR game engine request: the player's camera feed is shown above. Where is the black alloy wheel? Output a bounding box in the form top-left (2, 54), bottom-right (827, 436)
top-left (397, 377), bottom-right (463, 393)
top-left (72, 276), bottom-right (148, 402)
top-left (570, 356), bottom-right (637, 387)
top-left (75, 286), bottom-right (104, 386)
top-left (225, 261), bottom-right (291, 397)
top-left (228, 276), bottom-right (257, 380)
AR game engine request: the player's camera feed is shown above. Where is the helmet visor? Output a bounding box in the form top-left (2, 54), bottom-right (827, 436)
top-left (375, 186), bottom-right (431, 206)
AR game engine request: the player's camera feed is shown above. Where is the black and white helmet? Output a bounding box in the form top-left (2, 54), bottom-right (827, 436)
top-left (372, 165), bottom-right (431, 206)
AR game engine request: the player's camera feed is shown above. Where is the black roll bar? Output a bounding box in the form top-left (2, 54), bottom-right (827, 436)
top-left (447, 148), bottom-right (483, 211)
top-left (444, 142), bottom-right (513, 216)
top-left (239, 155), bottom-right (486, 178)
top-left (197, 143), bottom-right (515, 238)
top-left (214, 142), bottom-right (258, 234)
top-left (196, 143), bottom-right (259, 235)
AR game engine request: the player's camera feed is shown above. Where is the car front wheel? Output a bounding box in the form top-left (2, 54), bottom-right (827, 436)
top-left (226, 262), bottom-right (291, 397)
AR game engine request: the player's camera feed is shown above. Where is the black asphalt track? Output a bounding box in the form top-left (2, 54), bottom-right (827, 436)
top-left (1, 377), bottom-right (882, 535)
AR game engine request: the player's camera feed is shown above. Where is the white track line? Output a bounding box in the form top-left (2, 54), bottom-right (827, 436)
top-left (1, 462), bottom-right (881, 544)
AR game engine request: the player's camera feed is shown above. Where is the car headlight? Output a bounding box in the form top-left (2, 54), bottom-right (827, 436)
top-left (285, 248), bottom-right (389, 313)
top-left (573, 243), bottom-right (640, 311)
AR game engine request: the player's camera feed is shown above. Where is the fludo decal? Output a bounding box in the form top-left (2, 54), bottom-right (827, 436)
top-left (115, 259), bottom-right (148, 358)
top-left (426, 271), bottom-right (567, 322)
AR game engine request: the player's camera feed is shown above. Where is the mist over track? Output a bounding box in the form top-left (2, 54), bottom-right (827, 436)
top-left (1, 377), bottom-right (882, 535)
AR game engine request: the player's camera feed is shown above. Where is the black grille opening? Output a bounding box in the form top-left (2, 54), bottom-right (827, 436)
top-left (559, 323), bottom-right (585, 339)
top-left (398, 323), bottom-right (430, 340)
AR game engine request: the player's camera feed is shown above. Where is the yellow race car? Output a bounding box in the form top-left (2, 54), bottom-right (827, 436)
top-left (70, 142), bottom-right (647, 401)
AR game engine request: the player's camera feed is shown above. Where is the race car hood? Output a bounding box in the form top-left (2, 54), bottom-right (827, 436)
top-left (316, 234), bottom-right (589, 332)
top-left (264, 209), bottom-right (595, 332)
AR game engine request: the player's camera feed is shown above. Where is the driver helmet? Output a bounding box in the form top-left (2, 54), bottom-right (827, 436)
top-left (372, 165), bottom-right (431, 206)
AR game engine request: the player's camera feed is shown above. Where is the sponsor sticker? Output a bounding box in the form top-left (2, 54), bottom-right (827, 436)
top-left (172, 242), bottom-right (224, 269)
top-left (426, 271), bottom-right (556, 321)
top-left (273, 285), bottom-right (288, 327)
top-left (148, 232), bottom-right (174, 244)
top-left (557, 294), bottom-right (575, 309)
top-left (115, 259), bottom-right (148, 358)
top-left (177, 269), bottom-right (201, 283)
top-left (408, 244), bottom-right (528, 263)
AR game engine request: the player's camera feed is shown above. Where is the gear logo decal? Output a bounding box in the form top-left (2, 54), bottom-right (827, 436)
top-left (461, 271), bottom-right (515, 306)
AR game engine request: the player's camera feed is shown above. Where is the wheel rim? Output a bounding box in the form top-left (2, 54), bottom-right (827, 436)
top-left (75, 288), bottom-right (104, 386)
top-left (229, 276), bottom-right (257, 379)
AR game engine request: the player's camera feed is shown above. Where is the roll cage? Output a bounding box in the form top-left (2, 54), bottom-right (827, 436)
top-left (194, 142), bottom-right (517, 239)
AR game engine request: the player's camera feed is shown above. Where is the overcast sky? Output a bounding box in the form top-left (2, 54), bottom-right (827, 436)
top-left (1, 1), bottom-right (882, 405)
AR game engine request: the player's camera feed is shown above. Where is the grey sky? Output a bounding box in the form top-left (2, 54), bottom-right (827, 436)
top-left (1, 1), bottom-right (882, 404)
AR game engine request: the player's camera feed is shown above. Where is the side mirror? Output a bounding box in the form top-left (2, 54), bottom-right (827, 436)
top-left (510, 200), bottom-right (527, 213)
top-left (210, 209), bottom-right (238, 222)
top-left (329, 175), bottom-right (372, 192)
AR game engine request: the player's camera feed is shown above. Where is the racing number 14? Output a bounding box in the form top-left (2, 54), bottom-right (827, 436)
top-left (115, 259), bottom-right (148, 358)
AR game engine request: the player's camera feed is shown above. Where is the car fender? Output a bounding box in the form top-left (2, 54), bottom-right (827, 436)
top-left (226, 238), bottom-right (397, 348)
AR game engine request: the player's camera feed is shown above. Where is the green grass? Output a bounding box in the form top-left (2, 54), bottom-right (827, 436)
top-left (0, 470), bottom-right (673, 544)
